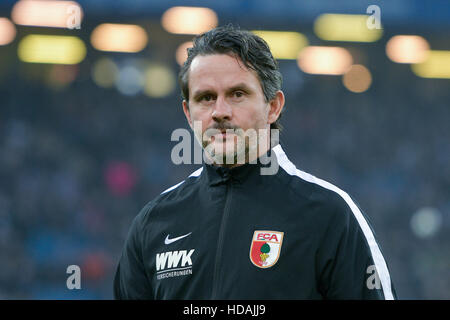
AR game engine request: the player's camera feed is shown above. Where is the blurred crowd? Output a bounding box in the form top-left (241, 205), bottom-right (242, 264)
top-left (0, 54), bottom-right (449, 299)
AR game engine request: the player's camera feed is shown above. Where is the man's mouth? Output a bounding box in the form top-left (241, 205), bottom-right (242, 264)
top-left (203, 126), bottom-right (240, 144)
top-left (214, 130), bottom-right (235, 140)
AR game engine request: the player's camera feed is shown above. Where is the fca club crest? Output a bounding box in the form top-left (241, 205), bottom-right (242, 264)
top-left (249, 230), bottom-right (284, 268)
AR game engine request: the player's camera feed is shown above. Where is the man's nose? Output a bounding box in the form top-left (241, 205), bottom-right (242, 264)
top-left (212, 96), bottom-right (232, 122)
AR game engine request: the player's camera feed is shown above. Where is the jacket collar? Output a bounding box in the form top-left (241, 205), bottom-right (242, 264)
top-left (203, 145), bottom-right (279, 186)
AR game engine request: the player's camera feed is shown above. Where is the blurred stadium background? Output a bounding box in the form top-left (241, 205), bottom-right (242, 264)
top-left (0, 0), bottom-right (449, 299)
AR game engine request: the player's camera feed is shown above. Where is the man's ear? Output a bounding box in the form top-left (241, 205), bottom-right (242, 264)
top-left (182, 100), bottom-right (193, 129)
top-left (267, 90), bottom-right (285, 125)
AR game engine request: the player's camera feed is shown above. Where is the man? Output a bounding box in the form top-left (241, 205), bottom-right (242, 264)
top-left (114, 25), bottom-right (396, 299)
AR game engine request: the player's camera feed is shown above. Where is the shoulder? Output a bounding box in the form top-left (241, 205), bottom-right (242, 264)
top-left (273, 145), bottom-right (366, 227)
top-left (135, 166), bottom-right (204, 225)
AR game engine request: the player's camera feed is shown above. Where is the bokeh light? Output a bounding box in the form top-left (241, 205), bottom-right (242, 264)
top-left (12, 0), bottom-right (83, 29)
top-left (411, 50), bottom-right (450, 79)
top-left (18, 34), bottom-right (86, 65)
top-left (314, 13), bottom-right (383, 42)
top-left (410, 207), bottom-right (443, 239)
top-left (115, 65), bottom-right (145, 96)
top-left (251, 31), bottom-right (309, 60)
top-left (144, 64), bottom-right (176, 98)
top-left (104, 161), bottom-right (137, 197)
top-left (342, 64), bottom-right (372, 93)
top-left (91, 57), bottom-right (119, 88)
top-left (386, 35), bottom-right (430, 64)
top-left (0, 18), bottom-right (16, 46)
top-left (91, 23), bottom-right (148, 53)
top-left (297, 46), bottom-right (353, 75)
top-left (161, 6), bottom-right (218, 35)
top-left (47, 65), bottom-right (79, 89)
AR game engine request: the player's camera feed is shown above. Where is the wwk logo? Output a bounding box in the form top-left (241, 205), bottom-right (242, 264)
top-left (156, 249), bottom-right (195, 280)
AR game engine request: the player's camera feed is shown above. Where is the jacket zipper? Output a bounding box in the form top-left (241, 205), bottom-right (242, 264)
top-left (211, 179), bottom-right (233, 299)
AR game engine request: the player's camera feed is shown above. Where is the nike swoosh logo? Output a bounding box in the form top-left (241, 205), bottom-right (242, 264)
top-left (164, 232), bottom-right (192, 245)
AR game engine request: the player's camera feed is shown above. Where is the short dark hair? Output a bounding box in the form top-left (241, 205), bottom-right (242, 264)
top-left (179, 24), bottom-right (284, 131)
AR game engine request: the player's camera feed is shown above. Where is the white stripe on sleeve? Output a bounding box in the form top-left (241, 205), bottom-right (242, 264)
top-left (160, 167), bottom-right (203, 195)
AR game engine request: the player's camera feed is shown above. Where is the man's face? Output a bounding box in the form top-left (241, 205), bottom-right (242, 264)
top-left (182, 53), bottom-right (283, 166)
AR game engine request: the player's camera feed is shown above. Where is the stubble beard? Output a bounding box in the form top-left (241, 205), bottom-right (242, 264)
top-left (195, 127), bottom-right (262, 167)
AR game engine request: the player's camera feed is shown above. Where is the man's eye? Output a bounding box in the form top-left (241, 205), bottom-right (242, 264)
top-left (234, 91), bottom-right (245, 98)
top-left (201, 94), bottom-right (214, 102)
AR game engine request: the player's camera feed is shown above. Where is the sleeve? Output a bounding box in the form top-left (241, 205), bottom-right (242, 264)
top-left (316, 195), bottom-right (397, 300)
top-left (113, 209), bottom-right (154, 299)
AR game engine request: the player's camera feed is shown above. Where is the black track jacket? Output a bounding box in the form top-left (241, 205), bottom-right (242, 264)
top-left (114, 144), bottom-right (396, 299)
